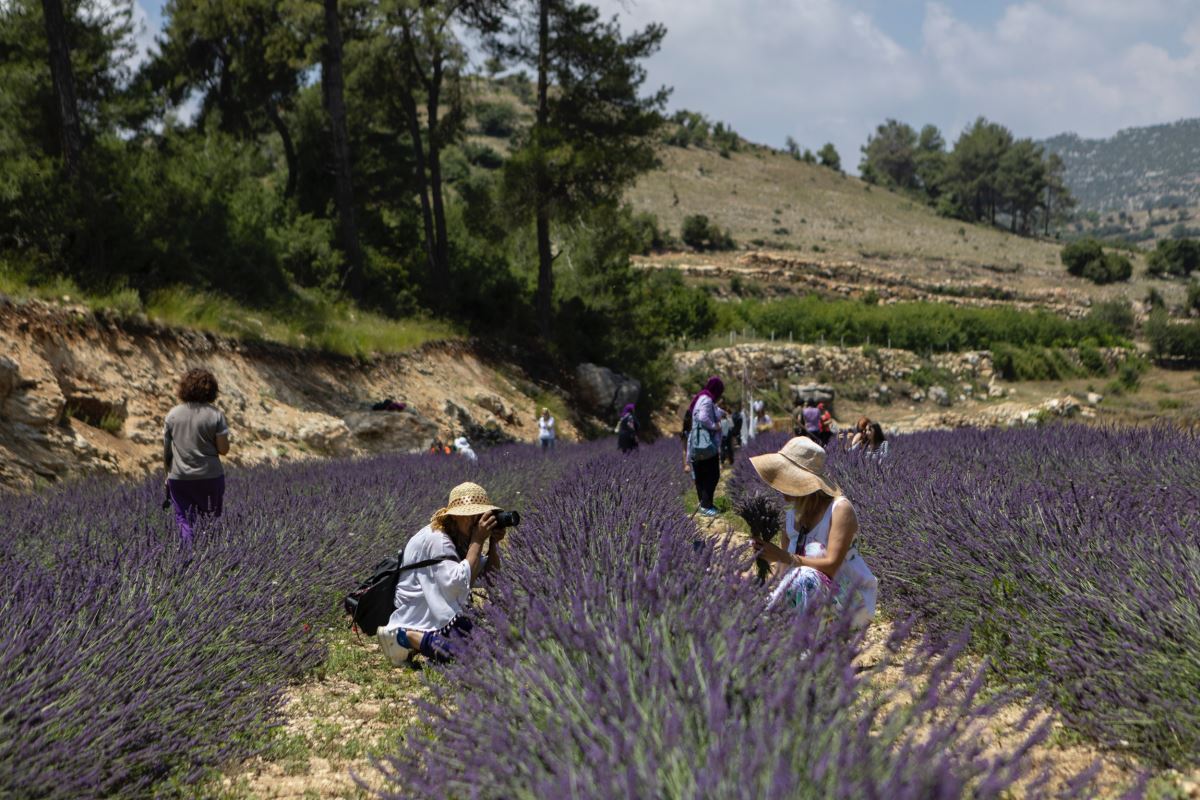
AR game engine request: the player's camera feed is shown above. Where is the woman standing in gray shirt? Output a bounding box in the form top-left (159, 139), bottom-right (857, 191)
top-left (164, 368), bottom-right (231, 543)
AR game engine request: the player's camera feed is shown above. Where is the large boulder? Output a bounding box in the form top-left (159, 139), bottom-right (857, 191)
top-left (575, 363), bottom-right (641, 417)
top-left (929, 385), bottom-right (951, 407)
top-left (343, 408), bottom-right (438, 453)
top-left (789, 383), bottom-right (835, 409)
top-left (296, 419), bottom-right (350, 453)
top-left (0, 357), bottom-right (65, 427)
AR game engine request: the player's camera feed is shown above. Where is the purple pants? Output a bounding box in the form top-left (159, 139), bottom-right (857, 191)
top-left (168, 476), bottom-right (225, 543)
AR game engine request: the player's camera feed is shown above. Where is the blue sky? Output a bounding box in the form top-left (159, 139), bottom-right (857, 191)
top-left (133, 0), bottom-right (1200, 171)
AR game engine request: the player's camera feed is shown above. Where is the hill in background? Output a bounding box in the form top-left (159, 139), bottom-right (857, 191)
top-left (1041, 119), bottom-right (1200, 213)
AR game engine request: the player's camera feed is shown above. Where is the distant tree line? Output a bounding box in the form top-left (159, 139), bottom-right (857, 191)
top-left (859, 118), bottom-right (1076, 236)
top-left (663, 110), bottom-right (744, 157)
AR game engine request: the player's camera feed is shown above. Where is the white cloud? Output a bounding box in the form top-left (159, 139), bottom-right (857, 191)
top-left (921, 1), bottom-right (1200, 143)
top-left (89, 0), bottom-right (158, 73)
top-left (585, 0), bottom-right (1200, 170)
top-left (593, 0), bottom-right (924, 166)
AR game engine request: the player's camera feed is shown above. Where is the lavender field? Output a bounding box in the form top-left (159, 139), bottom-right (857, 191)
top-left (1, 428), bottom-right (1197, 798)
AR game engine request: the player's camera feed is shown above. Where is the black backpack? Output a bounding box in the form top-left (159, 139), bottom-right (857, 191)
top-left (343, 552), bottom-right (457, 635)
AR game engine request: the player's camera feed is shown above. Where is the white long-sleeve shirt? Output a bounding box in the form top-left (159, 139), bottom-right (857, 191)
top-left (385, 525), bottom-right (482, 633)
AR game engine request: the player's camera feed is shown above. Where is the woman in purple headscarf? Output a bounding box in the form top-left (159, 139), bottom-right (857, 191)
top-left (682, 376), bottom-right (725, 517)
top-left (616, 403), bottom-right (639, 454)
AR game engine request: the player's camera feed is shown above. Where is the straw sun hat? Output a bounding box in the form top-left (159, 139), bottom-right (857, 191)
top-left (749, 437), bottom-right (841, 498)
top-left (431, 482), bottom-right (499, 528)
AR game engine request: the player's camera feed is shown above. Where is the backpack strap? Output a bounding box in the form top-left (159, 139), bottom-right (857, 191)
top-left (397, 555), bottom-right (458, 573)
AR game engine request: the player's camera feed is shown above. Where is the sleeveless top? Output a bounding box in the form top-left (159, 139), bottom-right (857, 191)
top-left (784, 498), bottom-right (878, 625)
top-left (785, 498), bottom-right (856, 563)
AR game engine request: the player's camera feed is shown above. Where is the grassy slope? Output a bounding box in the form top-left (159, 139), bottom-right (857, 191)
top-left (624, 144), bottom-right (1188, 308)
top-left (629, 144), bottom-right (1063, 267)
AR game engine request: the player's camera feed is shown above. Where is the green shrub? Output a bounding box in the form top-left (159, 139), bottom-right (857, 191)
top-left (1088, 300), bottom-right (1135, 336)
top-left (681, 214), bottom-right (735, 251)
top-left (1146, 311), bottom-right (1200, 361)
top-left (817, 143), bottom-right (841, 171)
top-left (460, 141), bottom-right (504, 170)
top-left (1077, 342), bottom-right (1107, 375)
top-left (1061, 239), bottom-right (1104, 277)
top-left (907, 365), bottom-right (956, 389)
top-left (1187, 280), bottom-right (1200, 314)
top-left (474, 101), bottom-right (520, 138)
top-left (1116, 356), bottom-right (1148, 389)
top-left (1062, 239), bottom-right (1131, 284)
top-left (1146, 238), bottom-right (1200, 277)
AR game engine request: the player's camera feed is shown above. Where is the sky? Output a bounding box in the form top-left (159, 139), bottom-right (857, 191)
top-left (133, 0), bottom-right (1200, 172)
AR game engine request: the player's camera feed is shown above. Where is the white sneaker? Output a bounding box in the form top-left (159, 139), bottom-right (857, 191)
top-left (376, 627), bottom-right (413, 666)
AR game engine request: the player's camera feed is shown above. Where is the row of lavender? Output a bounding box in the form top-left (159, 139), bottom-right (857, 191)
top-left (732, 426), bottom-right (1200, 768)
top-left (380, 441), bottom-right (1087, 798)
top-left (0, 445), bottom-right (583, 798)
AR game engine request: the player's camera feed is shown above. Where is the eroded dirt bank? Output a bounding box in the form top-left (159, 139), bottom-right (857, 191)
top-left (0, 298), bottom-right (575, 491)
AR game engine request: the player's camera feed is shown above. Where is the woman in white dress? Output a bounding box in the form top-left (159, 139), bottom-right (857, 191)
top-left (748, 437), bottom-right (878, 627)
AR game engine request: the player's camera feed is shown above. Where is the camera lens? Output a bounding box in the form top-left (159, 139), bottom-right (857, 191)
top-left (496, 510), bottom-right (521, 528)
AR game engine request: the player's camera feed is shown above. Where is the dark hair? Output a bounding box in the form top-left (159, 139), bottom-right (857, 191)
top-left (870, 422), bottom-right (886, 443)
top-left (178, 368), bottom-right (219, 403)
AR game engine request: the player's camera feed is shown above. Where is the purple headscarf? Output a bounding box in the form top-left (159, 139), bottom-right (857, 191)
top-left (622, 403), bottom-right (636, 417)
top-left (687, 376), bottom-right (725, 414)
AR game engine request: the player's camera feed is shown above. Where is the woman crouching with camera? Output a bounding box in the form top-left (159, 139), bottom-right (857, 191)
top-left (377, 482), bottom-right (508, 665)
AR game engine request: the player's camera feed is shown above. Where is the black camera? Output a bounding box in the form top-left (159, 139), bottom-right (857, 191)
top-left (493, 510), bottom-right (521, 528)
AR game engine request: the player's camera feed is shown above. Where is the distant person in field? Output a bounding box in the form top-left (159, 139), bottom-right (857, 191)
top-left (861, 422), bottom-right (889, 460)
top-left (538, 408), bottom-right (556, 450)
top-left (616, 403), bottom-right (639, 454)
top-left (683, 376), bottom-right (725, 517)
top-left (163, 368), bottom-right (230, 544)
top-left (454, 436), bottom-right (477, 462)
top-left (817, 403), bottom-right (833, 447)
top-left (748, 437), bottom-right (877, 626)
top-left (847, 416), bottom-right (871, 450)
top-left (377, 482), bottom-right (505, 664)
top-left (802, 399), bottom-right (822, 439)
top-left (719, 401), bottom-right (735, 464)
top-left (731, 406), bottom-right (744, 447)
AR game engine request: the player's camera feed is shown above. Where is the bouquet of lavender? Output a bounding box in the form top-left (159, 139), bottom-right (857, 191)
top-left (736, 493), bottom-right (783, 584)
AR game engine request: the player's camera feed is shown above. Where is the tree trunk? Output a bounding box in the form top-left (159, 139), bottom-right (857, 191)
top-left (322, 0), bottom-right (364, 300)
top-left (265, 101), bottom-right (298, 198)
top-left (427, 53), bottom-right (450, 282)
top-left (399, 84), bottom-right (438, 295)
top-left (534, 0), bottom-right (553, 338)
top-left (41, 0), bottom-right (83, 178)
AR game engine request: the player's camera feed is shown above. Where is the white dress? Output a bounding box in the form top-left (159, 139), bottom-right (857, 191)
top-left (779, 498), bottom-right (878, 627)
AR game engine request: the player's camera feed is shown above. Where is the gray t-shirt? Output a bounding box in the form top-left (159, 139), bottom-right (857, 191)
top-left (164, 403), bottom-right (230, 480)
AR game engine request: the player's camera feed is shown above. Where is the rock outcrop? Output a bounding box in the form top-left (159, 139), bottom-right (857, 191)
top-left (574, 363), bottom-right (641, 418)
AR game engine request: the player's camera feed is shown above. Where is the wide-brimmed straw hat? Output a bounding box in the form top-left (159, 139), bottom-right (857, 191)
top-left (442, 482), bottom-right (498, 516)
top-left (749, 437), bottom-right (841, 497)
top-left (431, 482), bottom-right (499, 530)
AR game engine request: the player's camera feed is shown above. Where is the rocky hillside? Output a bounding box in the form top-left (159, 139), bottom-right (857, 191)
top-left (1041, 119), bottom-right (1200, 213)
top-left (0, 298), bottom-right (583, 491)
